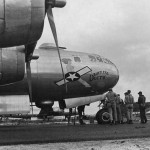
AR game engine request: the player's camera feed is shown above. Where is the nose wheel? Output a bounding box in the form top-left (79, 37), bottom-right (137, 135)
top-left (96, 108), bottom-right (110, 124)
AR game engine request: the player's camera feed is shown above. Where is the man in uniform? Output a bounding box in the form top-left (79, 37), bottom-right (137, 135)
top-left (105, 88), bottom-right (117, 125)
top-left (116, 94), bottom-right (123, 124)
top-left (138, 91), bottom-right (147, 123)
top-left (124, 90), bottom-right (134, 124)
top-left (77, 105), bottom-right (86, 125)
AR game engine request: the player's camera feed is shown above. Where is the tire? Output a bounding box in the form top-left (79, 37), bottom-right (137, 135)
top-left (96, 108), bottom-right (110, 124)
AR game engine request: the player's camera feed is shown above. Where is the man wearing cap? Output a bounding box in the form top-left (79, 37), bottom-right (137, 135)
top-left (138, 91), bottom-right (147, 123)
top-left (116, 94), bottom-right (123, 124)
top-left (124, 90), bottom-right (134, 124)
top-left (124, 92), bottom-right (128, 123)
top-left (105, 88), bottom-right (117, 125)
top-left (77, 105), bottom-right (86, 125)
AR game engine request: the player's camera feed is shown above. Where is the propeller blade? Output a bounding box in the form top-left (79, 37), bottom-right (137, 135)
top-left (46, 5), bottom-right (67, 93)
top-left (26, 61), bottom-right (33, 114)
top-left (25, 43), bottom-right (37, 114)
top-left (46, 5), bottom-right (59, 47)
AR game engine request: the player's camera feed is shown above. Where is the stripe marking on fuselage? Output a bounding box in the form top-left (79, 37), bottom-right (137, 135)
top-left (55, 66), bottom-right (92, 86)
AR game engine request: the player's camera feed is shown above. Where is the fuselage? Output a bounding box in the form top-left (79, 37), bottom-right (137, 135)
top-left (0, 44), bottom-right (119, 104)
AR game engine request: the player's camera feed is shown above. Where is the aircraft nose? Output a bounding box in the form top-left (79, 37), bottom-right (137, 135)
top-left (91, 62), bottom-right (119, 93)
top-left (107, 64), bottom-right (119, 89)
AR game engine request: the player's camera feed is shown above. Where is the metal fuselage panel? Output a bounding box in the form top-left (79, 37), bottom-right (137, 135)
top-left (0, 48), bottom-right (119, 103)
top-left (0, 0), bottom-right (45, 47)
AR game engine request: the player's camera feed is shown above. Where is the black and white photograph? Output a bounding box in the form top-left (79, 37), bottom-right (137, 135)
top-left (0, 0), bottom-right (150, 149)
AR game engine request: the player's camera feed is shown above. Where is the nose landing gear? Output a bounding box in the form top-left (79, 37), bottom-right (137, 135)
top-left (96, 108), bottom-right (110, 124)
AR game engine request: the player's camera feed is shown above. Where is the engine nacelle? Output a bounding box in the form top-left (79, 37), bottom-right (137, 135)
top-left (0, 0), bottom-right (67, 48)
top-left (47, 0), bottom-right (66, 8)
top-left (64, 94), bottom-right (106, 108)
top-left (0, 46), bottom-right (25, 85)
top-left (0, 0), bottom-right (45, 47)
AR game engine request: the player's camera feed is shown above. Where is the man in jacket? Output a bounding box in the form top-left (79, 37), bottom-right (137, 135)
top-left (124, 90), bottom-right (134, 124)
top-left (116, 94), bottom-right (123, 124)
top-left (138, 91), bottom-right (147, 123)
top-left (77, 105), bottom-right (86, 125)
top-left (105, 88), bottom-right (117, 125)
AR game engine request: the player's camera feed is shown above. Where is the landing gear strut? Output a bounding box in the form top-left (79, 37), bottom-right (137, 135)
top-left (35, 102), bottom-right (54, 119)
top-left (38, 106), bottom-right (53, 118)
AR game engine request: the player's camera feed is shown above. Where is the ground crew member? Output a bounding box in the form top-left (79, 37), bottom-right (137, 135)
top-left (138, 91), bottom-right (147, 123)
top-left (124, 90), bottom-right (134, 124)
top-left (116, 94), bottom-right (123, 124)
top-left (77, 105), bottom-right (86, 125)
top-left (105, 88), bottom-right (117, 125)
top-left (124, 92), bottom-right (128, 123)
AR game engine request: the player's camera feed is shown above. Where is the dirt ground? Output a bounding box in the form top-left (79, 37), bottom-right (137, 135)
top-left (0, 138), bottom-right (150, 150)
top-left (0, 116), bottom-right (150, 149)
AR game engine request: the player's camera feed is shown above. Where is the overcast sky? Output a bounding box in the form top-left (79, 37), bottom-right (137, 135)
top-left (38, 0), bottom-right (150, 114)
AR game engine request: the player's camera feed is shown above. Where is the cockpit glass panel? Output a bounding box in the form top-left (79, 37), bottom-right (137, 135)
top-left (61, 58), bottom-right (72, 64)
top-left (74, 56), bottom-right (81, 62)
top-left (96, 56), bottom-right (103, 62)
top-left (102, 58), bottom-right (108, 63)
top-left (107, 59), bottom-right (114, 65)
top-left (102, 58), bottom-right (114, 65)
top-left (88, 55), bottom-right (96, 62)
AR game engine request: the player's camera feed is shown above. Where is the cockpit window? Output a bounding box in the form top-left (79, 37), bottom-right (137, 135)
top-left (74, 56), bottom-right (81, 62)
top-left (88, 55), bottom-right (96, 62)
top-left (62, 58), bottom-right (72, 64)
top-left (108, 59), bottom-right (114, 65)
top-left (88, 54), bottom-right (115, 65)
top-left (105, 58), bottom-right (112, 64)
top-left (96, 56), bottom-right (103, 62)
top-left (102, 58), bottom-right (108, 63)
top-left (102, 58), bottom-right (114, 65)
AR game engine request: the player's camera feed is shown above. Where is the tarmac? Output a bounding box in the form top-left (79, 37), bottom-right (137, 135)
top-left (0, 119), bottom-right (150, 145)
top-left (1, 138), bottom-right (150, 150)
